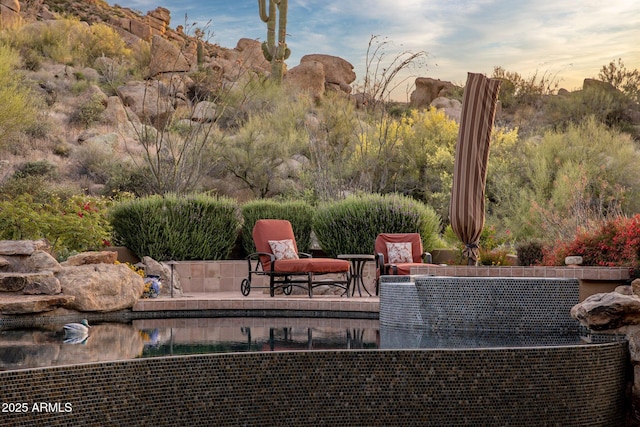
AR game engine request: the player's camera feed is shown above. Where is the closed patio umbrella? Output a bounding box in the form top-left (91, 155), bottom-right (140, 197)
top-left (450, 73), bottom-right (501, 265)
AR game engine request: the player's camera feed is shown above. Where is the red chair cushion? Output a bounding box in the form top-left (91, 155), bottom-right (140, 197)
top-left (272, 258), bottom-right (350, 274)
top-left (389, 263), bottom-right (427, 275)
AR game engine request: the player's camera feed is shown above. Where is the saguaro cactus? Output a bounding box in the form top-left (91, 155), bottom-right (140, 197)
top-left (258, 0), bottom-right (290, 83)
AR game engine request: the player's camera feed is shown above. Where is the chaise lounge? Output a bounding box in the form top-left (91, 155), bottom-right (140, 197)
top-left (241, 219), bottom-right (351, 297)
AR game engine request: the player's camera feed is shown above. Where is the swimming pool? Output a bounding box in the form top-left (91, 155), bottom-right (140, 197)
top-left (0, 317), bottom-right (379, 371)
top-left (0, 276), bottom-right (631, 426)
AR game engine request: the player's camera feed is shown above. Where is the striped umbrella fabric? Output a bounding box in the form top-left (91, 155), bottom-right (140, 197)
top-left (449, 72), bottom-right (501, 265)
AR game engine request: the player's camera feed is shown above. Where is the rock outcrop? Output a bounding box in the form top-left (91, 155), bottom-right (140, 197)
top-left (285, 60), bottom-right (326, 101)
top-left (410, 77), bottom-right (457, 109)
top-left (571, 290), bottom-right (640, 330)
top-left (299, 54), bottom-right (356, 94)
top-left (56, 263), bottom-right (144, 312)
top-left (116, 80), bottom-right (176, 128)
top-left (0, 240), bottom-right (162, 315)
top-left (147, 34), bottom-right (191, 78)
top-left (0, 0), bottom-right (21, 28)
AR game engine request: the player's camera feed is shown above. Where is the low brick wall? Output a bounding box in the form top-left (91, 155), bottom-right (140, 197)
top-left (172, 261), bottom-right (628, 302)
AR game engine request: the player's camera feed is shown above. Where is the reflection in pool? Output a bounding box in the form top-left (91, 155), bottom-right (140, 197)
top-left (0, 318), bottom-right (380, 371)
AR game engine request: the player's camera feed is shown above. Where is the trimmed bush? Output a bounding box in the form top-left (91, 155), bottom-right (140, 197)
top-left (313, 193), bottom-right (441, 257)
top-left (515, 240), bottom-right (544, 266)
top-left (110, 194), bottom-right (241, 261)
top-left (240, 200), bottom-right (314, 255)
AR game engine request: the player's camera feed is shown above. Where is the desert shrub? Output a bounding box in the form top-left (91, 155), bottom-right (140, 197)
top-left (516, 240), bottom-right (545, 266)
top-left (240, 200), bottom-right (314, 255)
top-left (70, 94), bottom-right (106, 127)
top-left (349, 107), bottom-right (459, 219)
top-left (542, 215), bottom-right (640, 267)
top-left (84, 23), bottom-right (131, 66)
top-left (515, 116), bottom-right (640, 242)
top-left (110, 194), bottom-right (242, 261)
top-left (441, 223), bottom-right (513, 265)
top-left (71, 138), bottom-right (129, 185)
top-left (101, 165), bottom-right (155, 197)
top-left (13, 160), bottom-right (57, 179)
top-left (0, 193), bottom-right (112, 259)
top-left (0, 44), bottom-right (39, 145)
top-left (313, 193), bottom-right (441, 257)
top-left (478, 248), bottom-right (511, 266)
top-left (491, 66), bottom-right (559, 109)
top-left (545, 86), bottom-right (624, 130)
top-left (598, 58), bottom-right (640, 104)
top-left (6, 19), bottom-right (132, 67)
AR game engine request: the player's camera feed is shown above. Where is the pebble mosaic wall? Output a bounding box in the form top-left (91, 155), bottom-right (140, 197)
top-left (415, 276), bottom-right (581, 332)
top-left (0, 343), bottom-right (629, 426)
top-left (379, 276), bottom-right (581, 333)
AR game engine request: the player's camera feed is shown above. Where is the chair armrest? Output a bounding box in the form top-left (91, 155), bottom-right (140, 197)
top-left (246, 251), bottom-right (275, 262)
top-left (375, 253), bottom-right (385, 268)
top-left (422, 252), bottom-right (432, 264)
top-left (298, 252), bottom-right (313, 258)
top-left (245, 252), bottom-right (276, 272)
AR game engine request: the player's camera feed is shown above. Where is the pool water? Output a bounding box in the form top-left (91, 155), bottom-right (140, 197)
top-left (0, 317), bottom-right (380, 371)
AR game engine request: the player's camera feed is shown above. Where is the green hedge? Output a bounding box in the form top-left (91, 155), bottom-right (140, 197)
top-left (109, 194), bottom-right (241, 261)
top-left (240, 200), bottom-right (314, 255)
top-left (313, 193), bottom-right (441, 257)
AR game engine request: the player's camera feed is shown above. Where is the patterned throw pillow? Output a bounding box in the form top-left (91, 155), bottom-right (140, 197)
top-left (268, 239), bottom-right (299, 260)
top-left (386, 242), bottom-right (413, 263)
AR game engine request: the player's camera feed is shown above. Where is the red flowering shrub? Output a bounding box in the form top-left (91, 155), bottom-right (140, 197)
top-left (542, 215), bottom-right (640, 267)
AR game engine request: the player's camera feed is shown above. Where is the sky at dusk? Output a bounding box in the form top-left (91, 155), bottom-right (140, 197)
top-left (110, 0), bottom-right (640, 101)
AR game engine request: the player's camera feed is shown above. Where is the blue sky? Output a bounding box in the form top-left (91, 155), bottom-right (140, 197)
top-left (111, 0), bottom-right (639, 100)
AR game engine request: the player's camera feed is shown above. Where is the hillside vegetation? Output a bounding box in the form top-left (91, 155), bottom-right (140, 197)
top-left (0, 0), bottom-right (639, 259)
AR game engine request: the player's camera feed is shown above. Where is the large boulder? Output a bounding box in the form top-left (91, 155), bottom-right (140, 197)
top-left (583, 78), bottom-right (618, 93)
top-left (0, 0), bottom-right (22, 28)
top-left (57, 263), bottom-right (145, 312)
top-left (285, 60), bottom-right (326, 100)
top-left (231, 38), bottom-right (271, 74)
top-left (26, 250), bottom-right (61, 273)
top-left (570, 291), bottom-right (640, 330)
top-left (300, 54), bottom-right (356, 94)
top-left (116, 80), bottom-right (175, 128)
top-left (431, 97), bottom-right (462, 122)
top-left (148, 34), bottom-right (191, 78)
top-left (410, 77), bottom-right (457, 109)
top-left (0, 250), bottom-right (60, 273)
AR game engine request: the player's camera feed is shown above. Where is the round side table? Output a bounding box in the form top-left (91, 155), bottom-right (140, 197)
top-left (337, 254), bottom-right (376, 297)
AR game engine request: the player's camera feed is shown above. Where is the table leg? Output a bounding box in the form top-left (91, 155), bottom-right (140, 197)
top-left (351, 259), bottom-right (372, 297)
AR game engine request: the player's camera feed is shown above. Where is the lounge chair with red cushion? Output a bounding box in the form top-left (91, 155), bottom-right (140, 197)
top-left (374, 233), bottom-right (434, 295)
top-left (241, 219), bottom-right (351, 297)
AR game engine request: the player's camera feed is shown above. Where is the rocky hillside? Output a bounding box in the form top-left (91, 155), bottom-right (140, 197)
top-left (0, 0), bottom-right (638, 200)
top-left (0, 0), bottom-right (369, 198)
